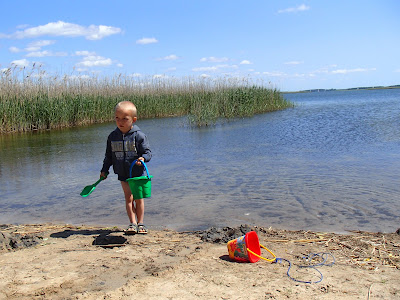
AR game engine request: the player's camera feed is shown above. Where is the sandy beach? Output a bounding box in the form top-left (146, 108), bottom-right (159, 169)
top-left (0, 224), bottom-right (399, 299)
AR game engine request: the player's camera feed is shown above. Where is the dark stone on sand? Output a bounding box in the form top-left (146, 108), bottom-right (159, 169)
top-left (396, 228), bottom-right (400, 235)
top-left (50, 229), bottom-right (115, 238)
top-left (92, 234), bottom-right (127, 246)
top-left (200, 224), bottom-right (256, 244)
top-left (0, 231), bottom-right (42, 251)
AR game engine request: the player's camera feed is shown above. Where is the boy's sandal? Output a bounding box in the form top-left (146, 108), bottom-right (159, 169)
top-left (137, 224), bottom-right (148, 234)
top-left (125, 224), bottom-right (138, 234)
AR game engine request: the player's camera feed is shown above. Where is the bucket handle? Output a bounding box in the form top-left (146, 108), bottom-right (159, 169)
top-left (247, 243), bottom-right (277, 262)
top-left (129, 159), bottom-right (151, 179)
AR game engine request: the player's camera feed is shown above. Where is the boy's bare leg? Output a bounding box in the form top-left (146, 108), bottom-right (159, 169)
top-left (135, 199), bottom-right (144, 224)
top-left (121, 181), bottom-right (136, 224)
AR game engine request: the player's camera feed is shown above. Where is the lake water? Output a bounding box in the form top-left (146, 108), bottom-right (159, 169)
top-left (1, 89), bottom-right (399, 233)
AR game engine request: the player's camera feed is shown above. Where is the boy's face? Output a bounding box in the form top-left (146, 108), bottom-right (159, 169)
top-left (115, 108), bottom-right (136, 134)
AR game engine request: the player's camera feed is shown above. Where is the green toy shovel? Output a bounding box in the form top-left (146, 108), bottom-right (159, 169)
top-left (80, 177), bottom-right (104, 197)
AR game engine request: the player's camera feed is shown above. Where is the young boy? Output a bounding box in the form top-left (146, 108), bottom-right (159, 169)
top-left (100, 101), bottom-right (152, 234)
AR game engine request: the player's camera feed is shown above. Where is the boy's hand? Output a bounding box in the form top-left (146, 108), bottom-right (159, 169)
top-left (100, 172), bottom-right (108, 179)
top-left (135, 157), bottom-right (144, 165)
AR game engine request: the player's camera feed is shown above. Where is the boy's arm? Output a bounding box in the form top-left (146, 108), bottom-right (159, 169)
top-left (136, 132), bottom-right (152, 162)
top-left (100, 136), bottom-right (113, 176)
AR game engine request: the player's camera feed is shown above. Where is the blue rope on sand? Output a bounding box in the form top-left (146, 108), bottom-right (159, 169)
top-left (275, 252), bottom-right (335, 284)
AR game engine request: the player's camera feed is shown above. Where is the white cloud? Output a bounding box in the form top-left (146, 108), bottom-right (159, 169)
top-left (193, 64), bottom-right (238, 72)
top-left (153, 74), bottom-right (168, 79)
top-left (129, 73), bottom-right (142, 77)
top-left (263, 71), bottom-right (287, 77)
top-left (11, 58), bottom-right (30, 67)
top-left (240, 60), bottom-right (252, 65)
top-left (33, 40), bottom-right (55, 47)
top-left (10, 40), bottom-right (56, 53)
top-left (310, 64), bottom-right (338, 74)
top-left (193, 66), bottom-right (218, 72)
top-left (331, 68), bottom-right (376, 74)
top-left (87, 25), bottom-right (121, 40)
top-left (136, 37), bottom-right (158, 45)
top-left (278, 4), bottom-right (310, 14)
top-left (395, 69), bottom-right (400, 73)
top-left (117, 63), bottom-right (123, 68)
top-left (25, 40), bottom-right (55, 51)
top-left (293, 73), bottom-right (306, 78)
top-left (26, 50), bottom-right (67, 57)
top-left (200, 56), bottom-right (229, 63)
top-left (284, 61), bottom-right (303, 65)
top-left (24, 46), bottom-right (41, 52)
top-left (76, 55), bottom-right (113, 67)
top-left (2, 21), bottom-right (121, 40)
top-left (157, 54), bottom-right (178, 61)
top-left (9, 46), bottom-right (21, 53)
top-left (74, 68), bottom-right (85, 72)
top-left (16, 24), bottom-right (29, 29)
top-left (75, 50), bottom-right (96, 56)
top-left (200, 74), bottom-right (210, 78)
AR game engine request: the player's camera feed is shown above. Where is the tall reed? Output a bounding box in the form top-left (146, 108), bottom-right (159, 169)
top-left (0, 67), bottom-right (293, 133)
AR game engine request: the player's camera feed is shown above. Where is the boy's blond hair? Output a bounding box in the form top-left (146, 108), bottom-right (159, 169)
top-left (115, 101), bottom-right (137, 118)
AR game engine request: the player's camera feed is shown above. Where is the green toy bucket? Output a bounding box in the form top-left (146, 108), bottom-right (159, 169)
top-left (126, 160), bottom-right (153, 199)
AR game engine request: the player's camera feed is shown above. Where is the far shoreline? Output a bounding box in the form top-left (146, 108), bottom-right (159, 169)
top-left (283, 84), bottom-right (400, 94)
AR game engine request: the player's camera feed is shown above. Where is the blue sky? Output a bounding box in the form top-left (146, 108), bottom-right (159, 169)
top-left (1, 1), bottom-right (399, 91)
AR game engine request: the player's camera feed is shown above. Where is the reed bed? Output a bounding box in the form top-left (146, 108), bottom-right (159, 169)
top-left (0, 67), bottom-right (294, 133)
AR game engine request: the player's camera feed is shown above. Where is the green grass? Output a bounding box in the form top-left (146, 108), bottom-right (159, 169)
top-left (0, 68), bottom-right (294, 133)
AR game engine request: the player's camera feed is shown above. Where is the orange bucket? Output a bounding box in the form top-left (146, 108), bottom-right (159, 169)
top-left (227, 231), bottom-right (276, 263)
top-left (227, 231), bottom-right (261, 263)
